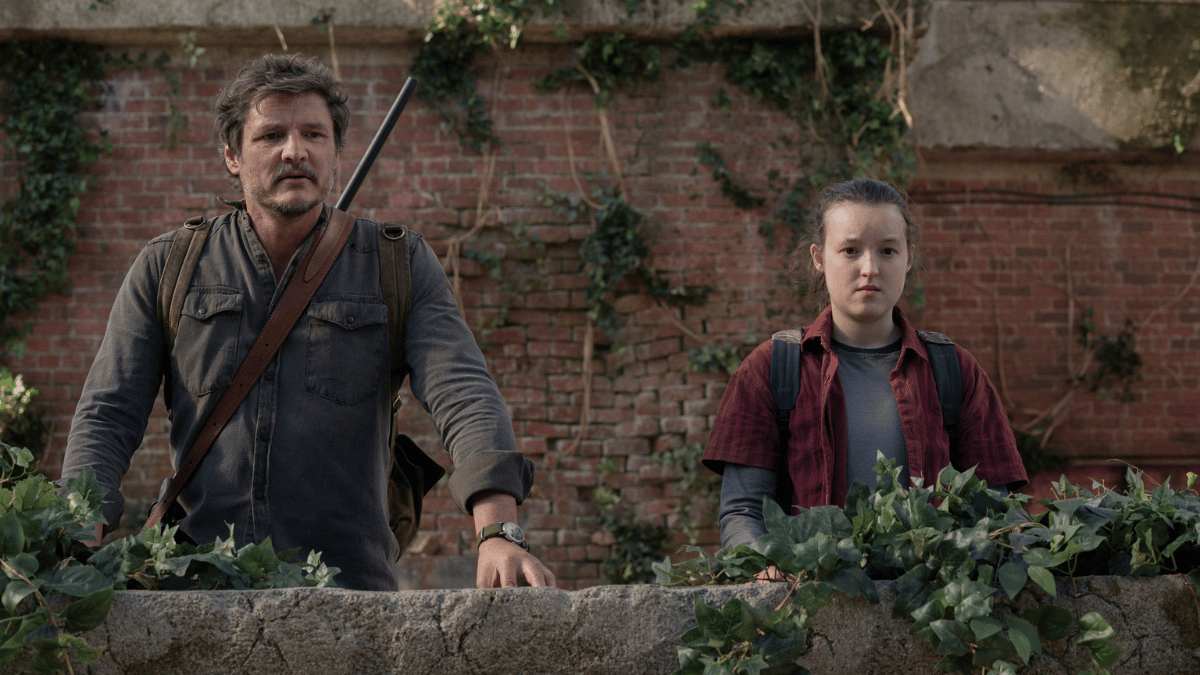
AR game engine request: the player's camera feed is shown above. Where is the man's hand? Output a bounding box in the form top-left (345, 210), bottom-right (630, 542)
top-left (470, 490), bottom-right (556, 588)
top-left (80, 522), bottom-right (103, 548)
top-left (476, 537), bottom-right (556, 588)
top-left (753, 566), bottom-right (796, 584)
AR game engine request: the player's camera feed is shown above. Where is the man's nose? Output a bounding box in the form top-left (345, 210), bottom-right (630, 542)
top-left (281, 132), bottom-right (306, 163)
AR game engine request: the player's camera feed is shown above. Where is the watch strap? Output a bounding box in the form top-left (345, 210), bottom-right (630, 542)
top-left (477, 522), bottom-right (530, 551)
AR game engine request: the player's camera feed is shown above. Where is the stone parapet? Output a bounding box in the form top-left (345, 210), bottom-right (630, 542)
top-left (0, 0), bottom-right (885, 46)
top-left (2, 575), bottom-right (1197, 674)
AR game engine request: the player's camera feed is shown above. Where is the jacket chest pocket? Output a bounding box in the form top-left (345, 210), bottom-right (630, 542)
top-left (175, 288), bottom-right (244, 396)
top-left (306, 298), bottom-right (389, 405)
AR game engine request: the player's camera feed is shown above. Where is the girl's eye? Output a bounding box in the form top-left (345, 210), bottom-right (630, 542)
top-left (842, 247), bottom-right (857, 255)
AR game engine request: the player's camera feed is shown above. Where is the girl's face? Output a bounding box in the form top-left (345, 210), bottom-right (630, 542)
top-left (810, 202), bottom-right (911, 338)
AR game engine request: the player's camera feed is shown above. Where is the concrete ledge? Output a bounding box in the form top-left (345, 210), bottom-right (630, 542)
top-left (0, 0), bottom-right (884, 46)
top-left (2, 575), bottom-right (1197, 674)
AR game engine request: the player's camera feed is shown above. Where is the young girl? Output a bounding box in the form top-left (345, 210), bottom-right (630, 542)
top-left (703, 178), bottom-right (1027, 551)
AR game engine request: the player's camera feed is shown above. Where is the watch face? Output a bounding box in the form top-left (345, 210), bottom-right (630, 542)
top-left (501, 522), bottom-right (525, 543)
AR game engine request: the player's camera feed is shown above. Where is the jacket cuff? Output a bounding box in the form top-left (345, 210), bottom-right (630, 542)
top-left (448, 451), bottom-right (535, 514)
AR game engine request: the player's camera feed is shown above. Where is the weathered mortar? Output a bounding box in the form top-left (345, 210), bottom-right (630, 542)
top-left (2, 576), bottom-right (1197, 674)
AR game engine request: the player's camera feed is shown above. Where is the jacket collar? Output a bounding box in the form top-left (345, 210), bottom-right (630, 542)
top-left (802, 305), bottom-right (929, 364)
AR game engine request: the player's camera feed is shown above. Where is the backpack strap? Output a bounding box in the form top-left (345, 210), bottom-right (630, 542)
top-left (378, 222), bottom-right (412, 410)
top-left (377, 223), bottom-right (448, 554)
top-left (915, 329), bottom-right (963, 437)
top-left (768, 327), bottom-right (965, 449)
top-left (157, 215), bottom-right (212, 411)
top-left (769, 328), bottom-right (805, 446)
top-left (158, 215), bottom-right (212, 356)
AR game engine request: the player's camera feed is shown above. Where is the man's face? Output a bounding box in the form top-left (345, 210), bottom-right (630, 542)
top-left (224, 91), bottom-right (338, 219)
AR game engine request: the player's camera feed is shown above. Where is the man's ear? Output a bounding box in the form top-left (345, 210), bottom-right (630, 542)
top-left (809, 243), bottom-right (824, 273)
top-left (223, 145), bottom-right (241, 176)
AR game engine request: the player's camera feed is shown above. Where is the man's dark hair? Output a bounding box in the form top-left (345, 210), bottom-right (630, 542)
top-left (214, 53), bottom-right (349, 190)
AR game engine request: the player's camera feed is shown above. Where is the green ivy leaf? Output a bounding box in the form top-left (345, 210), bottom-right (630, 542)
top-left (56, 632), bottom-right (104, 665)
top-left (59, 586), bottom-right (114, 633)
top-left (1088, 639), bottom-right (1123, 668)
top-left (969, 615), bottom-right (1003, 641)
top-left (0, 511), bottom-right (26, 557)
top-left (1075, 612), bottom-right (1118, 648)
top-left (2, 578), bottom-right (39, 614)
top-left (40, 564), bottom-right (114, 598)
top-left (1005, 615), bottom-right (1042, 664)
top-left (1026, 566), bottom-right (1056, 597)
top-left (1021, 548), bottom-right (1067, 569)
top-left (4, 552), bottom-right (39, 580)
top-left (1022, 604), bottom-right (1073, 642)
top-left (997, 562), bottom-right (1027, 600)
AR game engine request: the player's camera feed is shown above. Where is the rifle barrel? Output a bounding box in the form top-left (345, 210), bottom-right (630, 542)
top-left (335, 76), bottom-right (419, 212)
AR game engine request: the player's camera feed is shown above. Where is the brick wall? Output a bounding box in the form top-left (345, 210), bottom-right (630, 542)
top-left (5, 45), bottom-right (1198, 588)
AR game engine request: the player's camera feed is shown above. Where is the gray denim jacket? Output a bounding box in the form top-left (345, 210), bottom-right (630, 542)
top-left (60, 206), bottom-right (532, 590)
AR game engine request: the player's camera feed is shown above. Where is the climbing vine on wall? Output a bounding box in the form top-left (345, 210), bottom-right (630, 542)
top-left (653, 458), bottom-right (1195, 675)
top-left (0, 39), bottom-right (109, 355)
top-left (675, 22), bottom-right (916, 245)
top-left (412, 0), bottom-right (568, 152)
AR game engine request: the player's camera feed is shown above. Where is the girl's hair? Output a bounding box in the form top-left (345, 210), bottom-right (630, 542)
top-left (792, 177), bottom-right (920, 306)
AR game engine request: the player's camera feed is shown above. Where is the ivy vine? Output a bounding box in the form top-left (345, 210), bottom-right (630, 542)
top-left (412, 0), bottom-right (568, 152)
top-left (654, 457), bottom-right (1200, 675)
top-left (0, 40), bottom-right (109, 355)
top-left (0, 442), bottom-right (337, 673)
top-left (674, 27), bottom-right (916, 244)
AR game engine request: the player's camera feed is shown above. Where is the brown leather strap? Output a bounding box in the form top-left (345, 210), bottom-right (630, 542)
top-left (144, 208), bottom-right (358, 533)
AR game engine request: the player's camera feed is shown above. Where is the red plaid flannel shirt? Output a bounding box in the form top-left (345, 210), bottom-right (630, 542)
top-left (703, 306), bottom-right (1028, 512)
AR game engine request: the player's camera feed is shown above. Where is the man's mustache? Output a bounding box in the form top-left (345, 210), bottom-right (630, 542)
top-left (273, 164), bottom-right (318, 182)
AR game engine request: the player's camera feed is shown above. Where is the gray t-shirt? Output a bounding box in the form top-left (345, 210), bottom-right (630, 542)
top-left (831, 338), bottom-right (911, 491)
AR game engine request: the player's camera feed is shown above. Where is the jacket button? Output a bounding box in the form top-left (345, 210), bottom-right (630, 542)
top-left (259, 433), bottom-right (269, 442)
top-left (254, 491), bottom-right (264, 501)
top-left (197, 307), bottom-right (207, 317)
top-left (346, 315), bottom-right (355, 325)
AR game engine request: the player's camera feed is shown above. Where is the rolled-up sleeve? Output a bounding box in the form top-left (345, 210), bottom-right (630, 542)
top-left (402, 233), bottom-right (534, 512)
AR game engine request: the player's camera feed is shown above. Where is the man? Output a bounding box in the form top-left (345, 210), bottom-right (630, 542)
top-left (59, 53), bottom-right (553, 590)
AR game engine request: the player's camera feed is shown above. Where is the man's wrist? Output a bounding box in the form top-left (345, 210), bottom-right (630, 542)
top-left (477, 521), bottom-right (529, 551)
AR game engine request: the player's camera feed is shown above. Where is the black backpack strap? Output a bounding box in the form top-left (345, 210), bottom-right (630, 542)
top-left (916, 330), bottom-right (963, 439)
top-left (769, 328), bottom-right (805, 446)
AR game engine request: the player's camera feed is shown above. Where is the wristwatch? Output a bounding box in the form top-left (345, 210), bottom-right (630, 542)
top-left (477, 522), bottom-right (530, 551)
